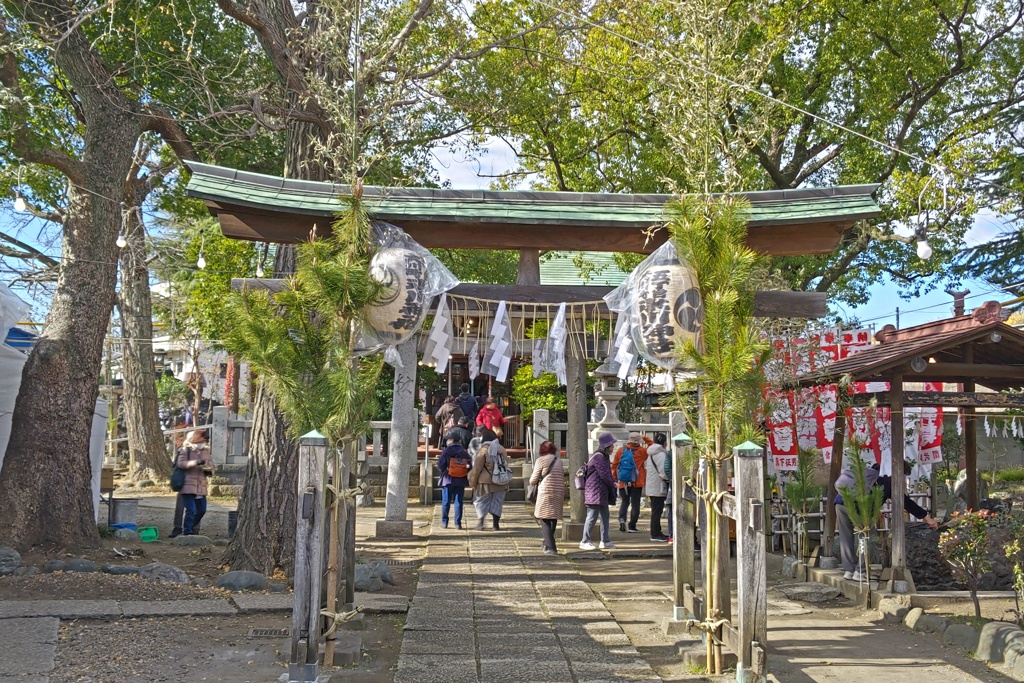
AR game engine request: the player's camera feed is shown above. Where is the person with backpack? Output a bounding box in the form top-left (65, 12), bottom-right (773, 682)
top-left (612, 432), bottom-right (650, 533)
top-left (175, 429), bottom-right (214, 536)
top-left (456, 383), bottom-right (477, 424)
top-left (579, 433), bottom-right (618, 551)
top-left (530, 440), bottom-right (565, 554)
top-left (644, 433), bottom-right (671, 542)
top-left (437, 433), bottom-right (473, 529)
top-left (434, 395), bottom-right (464, 448)
top-left (468, 428), bottom-right (510, 530)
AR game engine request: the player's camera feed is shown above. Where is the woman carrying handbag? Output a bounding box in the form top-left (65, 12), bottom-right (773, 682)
top-left (529, 441), bottom-right (565, 554)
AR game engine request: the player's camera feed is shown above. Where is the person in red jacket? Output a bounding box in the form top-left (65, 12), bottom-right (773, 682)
top-left (475, 396), bottom-right (506, 437)
top-left (611, 432), bottom-right (649, 533)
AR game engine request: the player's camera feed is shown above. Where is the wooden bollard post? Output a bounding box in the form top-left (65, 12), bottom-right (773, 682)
top-left (290, 431), bottom-right (327, 683)
top-left (734, 441), bottom-right (767, 683)
top-left (670, 412), bottom-right (694, 622)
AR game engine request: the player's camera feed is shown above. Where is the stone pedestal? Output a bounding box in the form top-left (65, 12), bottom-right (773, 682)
top-left (375, 520), bottom-right (414, 538)
top-left (589, 375), bottom-right (629, 447)
top-left (561, 522), bottom-right (584, 542)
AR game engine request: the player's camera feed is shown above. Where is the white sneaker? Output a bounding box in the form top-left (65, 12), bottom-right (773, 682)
top-left (599, 541), bottom-right (616, 549)
top-left (852, 571), bottom-right (874, 582)
top-left (843, 571), bottom-right (854, 580)
top-left (579, 541), bottom-right (597, 551)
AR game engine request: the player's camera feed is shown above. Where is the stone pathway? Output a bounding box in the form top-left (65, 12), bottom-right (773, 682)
top-left (0, 617), bottom-right (57, 683)
top-left (396, 505), bottom-right (662, 683)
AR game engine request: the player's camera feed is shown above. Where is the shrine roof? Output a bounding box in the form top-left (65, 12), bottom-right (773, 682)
top-left (792, 304), bottom-right (1024, 392)
top-left (185, 161), bottom-right (880, 255)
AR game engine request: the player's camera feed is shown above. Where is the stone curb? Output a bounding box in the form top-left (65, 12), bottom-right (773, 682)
top-left (893, 606), bottom-right (1024, 681)
top-left (120, 599), bottom-right (237, 617)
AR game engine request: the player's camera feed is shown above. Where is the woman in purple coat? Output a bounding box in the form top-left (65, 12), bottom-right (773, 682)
top-left (579, 432), bottom-right (618, 550)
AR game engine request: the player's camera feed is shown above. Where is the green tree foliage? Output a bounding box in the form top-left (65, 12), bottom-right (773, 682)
top-left (221, 200), bottom-right (383, 446)
top-left (939, 509), bottom-right (997, 619)
top-left (152, 217), bottom-right (258, 343)
top-left (432, 248), bottom-right (518, 284)
top-left (458, 0), bottom-right (1024, 306)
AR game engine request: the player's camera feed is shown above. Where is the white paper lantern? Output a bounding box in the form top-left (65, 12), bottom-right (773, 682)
top-left (366, 248), bottom-right (428, 342)
top-left (631, 263), bottom-right (702, 369)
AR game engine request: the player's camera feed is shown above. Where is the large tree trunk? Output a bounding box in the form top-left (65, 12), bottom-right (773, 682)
top-left (0, 152), bottom-right (136, 548)
top-left (119, 203), bottom-right (171, 483)
top-left (220, 382), bottom-right (300, 574)
top-left (222, 121), bottom-right (312, 571)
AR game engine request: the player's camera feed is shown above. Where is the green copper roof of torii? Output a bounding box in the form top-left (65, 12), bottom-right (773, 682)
top-left (184, 161), bottom-right (881, 228)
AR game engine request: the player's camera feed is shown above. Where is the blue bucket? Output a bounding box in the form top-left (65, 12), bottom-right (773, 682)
top-left (110, 522), bottom-right (138, 532)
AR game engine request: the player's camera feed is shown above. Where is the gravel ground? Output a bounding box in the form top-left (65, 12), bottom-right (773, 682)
top-left (51, 614), bottom-right (291, 683)
top-left (0, 572), bottom-right (227, 601)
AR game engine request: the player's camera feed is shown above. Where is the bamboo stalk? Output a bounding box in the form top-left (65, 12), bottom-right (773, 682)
top-left (324, 446), bottom-right (342, 664)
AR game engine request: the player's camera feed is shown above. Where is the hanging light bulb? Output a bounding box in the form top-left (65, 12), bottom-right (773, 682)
top-left (916, 238), bottom-right (932, 260)
top-left (197, 253), bottom-right (206, 270)
top-left (116, 233), bottom-right (127, 249)
top-left (255, 263), bottom-right (265, 278)
top-left (13, 195), bottom-right (27, 213)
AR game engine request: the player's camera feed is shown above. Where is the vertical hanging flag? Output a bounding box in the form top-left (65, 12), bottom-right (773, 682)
top-left (422, 295), bottom-right (454, 373)
top-left (468, 341), bottom-right (480, 380)
top-left (984, 416), bottom-right (991, 437)
top-left (609, 311), bottom-right (638, 380)
top-left (546, 303), bottom-right (568, 385)
top-left (482, 301), bottom-right (513, 382)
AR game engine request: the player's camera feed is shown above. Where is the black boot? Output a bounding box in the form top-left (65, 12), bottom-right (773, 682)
top-left (492, 514), bottom-right (500, 530)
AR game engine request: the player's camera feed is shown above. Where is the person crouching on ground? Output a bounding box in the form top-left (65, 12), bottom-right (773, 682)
top-left (531, 440), bottom-right (565, 554)
top-left (612, 431), bottom-right (649, 533)
top-left (468, 428), bottom-right (510, 530)
top-left (579, 432), bottom-right (617, 551)
top-left (438, 433), bottom-right (472, 529)
top-left (644, 433), bottom-right (670, 542)
top-left (176, 429), bottom-right (214, 536)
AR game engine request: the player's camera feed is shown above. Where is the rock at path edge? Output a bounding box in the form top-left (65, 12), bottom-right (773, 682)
top-left (215, 570), bottom-right (268, 592)
top-left (0, 546), bottom-right (21, 575)
top-left (102, 564), bottom-right (142, 576)
top-left (364, 560), bottom-right (395, 586)
top-left (113, 528), bottom-right (141, 542)
top-left (976, 621), bottom-right (1024, 663)
top-left (354, 564), bottom-right (384, 593)
top-left (41, 559), bottom-right (66, 574)
top-left (773, 582), bottom-right (841, 603)
top-left (138, 562), bottom-right (190, 584)
top-left (170, 534), bottom-right (213, 547)
top-left (65, 558), bottom-right (99, 573)
top-left (943, 623), bottom-right (981, 651)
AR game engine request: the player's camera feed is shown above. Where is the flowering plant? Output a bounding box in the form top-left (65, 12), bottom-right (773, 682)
top-left (938, 509), bottom-right (995, 619)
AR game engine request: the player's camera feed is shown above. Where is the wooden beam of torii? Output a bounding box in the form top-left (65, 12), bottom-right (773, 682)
top-left (230, 279), bottom-right (828, 319)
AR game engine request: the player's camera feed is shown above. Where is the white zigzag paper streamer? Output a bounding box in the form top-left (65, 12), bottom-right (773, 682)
top-left (422, 295), bottom-right (453, 373)
top-left (546, 303), bottom-right (568, 385)
top-left (482, 301), bottom-right (513, 381)
top-left (468, 341), bottom-right (480, 380)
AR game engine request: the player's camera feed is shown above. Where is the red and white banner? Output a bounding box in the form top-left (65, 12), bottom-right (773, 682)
top-left (763, 329), bottom-right (942, 472)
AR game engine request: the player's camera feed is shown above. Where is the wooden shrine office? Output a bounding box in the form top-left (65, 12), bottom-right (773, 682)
top-left (792, 301), bottom-right (1024, 588)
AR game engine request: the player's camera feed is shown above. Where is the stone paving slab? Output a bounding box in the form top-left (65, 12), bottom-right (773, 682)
top-left (0, 617), bottom-right (58, 678)
top-left (120, 599), bottom-right (237, 617)
top-left (0, 600), bottom-right (120, 620)
top-left (232, 593), bottom-right (293, 612)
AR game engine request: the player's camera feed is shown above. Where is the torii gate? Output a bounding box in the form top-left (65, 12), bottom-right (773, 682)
top-left (186, 160), bottom-right (880, 539)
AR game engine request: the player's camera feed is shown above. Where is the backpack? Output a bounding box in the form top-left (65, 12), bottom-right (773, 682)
top-left (574, 463), bottom-right (588, 490)
top-left (448, 456), bottom-right (470, 479)
top-left (170, 450), bottom-right (187, 492)
top-left (457, 395), bottom-right (477, 422)
top-left (490, 451), bottom-right (513, 486)
top-left (617, 447), bottom-right (638, 485)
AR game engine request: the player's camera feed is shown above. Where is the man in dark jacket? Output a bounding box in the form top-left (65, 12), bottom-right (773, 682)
top-left (836, 460), bottom-right (938, 581)
top-left (580, 432), bottom-right (618, 550)
top-left (437, 434), bottom-right (472, 529)
top-left (444, 416), bottom-right (474, 451)
top-left (455, 383), bottom-right (477, 423)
